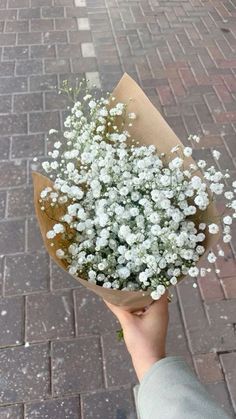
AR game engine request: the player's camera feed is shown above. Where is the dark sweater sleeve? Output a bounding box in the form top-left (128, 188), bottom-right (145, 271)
top-left (137, 356), bottom-right (232, 419)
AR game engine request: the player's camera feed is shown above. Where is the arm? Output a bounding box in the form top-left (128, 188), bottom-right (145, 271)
top-left (105, 295), bottom-right (232, 419)
top-left (138, 356), bottom-right (232, 419)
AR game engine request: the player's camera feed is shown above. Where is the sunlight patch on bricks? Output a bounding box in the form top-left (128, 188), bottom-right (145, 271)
top-left (85, 72), bottom-right (101, 89)
top-left (74, 0), bottom-right (86, 7)
top-left (77, 18), bottom-right (90, 31)
top-left (81, 42), bottom-right (95, 57)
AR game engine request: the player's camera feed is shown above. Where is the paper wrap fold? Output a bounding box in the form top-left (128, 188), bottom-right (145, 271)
top-left (33, 73), bottom-right (219, 310)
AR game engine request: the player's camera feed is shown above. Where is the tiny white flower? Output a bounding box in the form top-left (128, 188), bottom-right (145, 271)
top-left (224, 225), bottom-right (231, 234)
top-left (212, 150), bottom-right (221, 160)
top-left (213, 172), bottom-right (223, 182)
top-left (151, 190), bottom-right (160, 202)
top-left (46, 230), bottom-right (56, 239)
top-left (196, 245), bottom-right (205, 255)
top-left (96, 236), bottom-right (107, 248)
top-left (67, 203), bottom-right (80, 216)
top-left (70, 186), bottom-right (83, 199)
top-left (151, 224), bottom-right (161, 236)
top-left (103, 282), bottom-right (112, 288)
top-left (69, 266), bottom-right (77, 275)
top-left (51, 161), bottom-right (58, 170)
top-left (53, 223), bottom-right (65, 234)
top-left (83, 94), bottom-right (92, 101)
top-left (128, 112), bottom-right (136, 120)
top-left (51, 150), bottom-right (59, 159)
top-left (196, 233), bottom-right (205, 242)
top-left (75, 110), bottom-right (83, 118)
top-left (160, 199), bottom-right (170, 209)
top-left (207, 252), bottom-right (217, 263)
top-left (184, 205), bottom-right (196, 215)
top-left (40, 189), bottom-right (48, 199)
top-left (88, 100), bottom-right (96, 109)
top-left (149, 212), bottom-right (160, 224)
top-left (210, 183), bottom-right (224, 195)
top-left (67, 162), bottom-right (75, 172)
top-left (139, 272), bottom-right (148, 283)
top-left (224, 191), bottom-right (234, 200)
top-left (88, 270), bottom-right (96, 280)
top-left (151, 290), bottom-right (161, 300)
top-left (119, 225), bottom-right (130, 238)
top-left (171, 145), bottom-right (179, 153)
top-left (130, 207), bottom-right (139, 217)
top-left (188, 267), bottom-right (199, 277)
top-left (208, 223), bottom-right (219, 234)
top-left (223, 234), bottom-right (231, 243)
top-left (54, 141), bottom-right (61, 149)
top-left (170, 157), bottom-right (183, 169)
top-left (56, 249), bottom-right (65, 258)
top-left (120, 186), bottom-right (129, 196)
top-left (157, 284), bottom-right (166, 295)
top-left (223, 215), bottom-right (232, 225)
top-left (170, 277), bottom-right (177, 285)
top-left (49, 129), bottom-right (58, 135)
top-left (198, 160), bottom-right (206, 169)
top-left (191, 176), bottom-right (202, 189)
top-left (160, 175), bottom-right (170, 187)
top-left (193, 135), bottom-right (200, 143)
top-left (118, 267), bottom-right (130, 279)
top-left (183, 147), bottom-right (192, 157)
top-left (126, 233), bottom-right (136, 245)
top-left (158, 258), bottom-right (167, 269)
top-left (99, 108), bottom-right (108, 117)
top-left (42, 161), bottom-right (50, 172)
top-left (194, 194), bottom-right (208, 208)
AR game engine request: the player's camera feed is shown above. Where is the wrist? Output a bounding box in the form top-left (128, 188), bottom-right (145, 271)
top-left (131, 353), bottom-right (166, 382)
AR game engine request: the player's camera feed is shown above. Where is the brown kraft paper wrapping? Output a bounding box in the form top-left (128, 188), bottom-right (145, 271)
top-left (32, 73), bottom-right (219, 310)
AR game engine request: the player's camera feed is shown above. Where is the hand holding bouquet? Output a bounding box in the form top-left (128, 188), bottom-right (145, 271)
top-left (33, 74), bottom-right (236, 309)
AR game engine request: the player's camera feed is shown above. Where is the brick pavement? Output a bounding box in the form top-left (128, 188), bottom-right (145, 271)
top-left (0, 0), bottom-right (236, 417)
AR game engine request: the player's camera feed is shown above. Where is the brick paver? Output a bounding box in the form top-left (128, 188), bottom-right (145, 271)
top-left (25, 397), bottom-right (81, 419)
top-left (0, 0), bottom-right (236, 417)
top-left (0, 343), bottom-right (50, 403)
top-left (81, 387), bottom-right (136, 419)
top-left (193, 353), bottom-right (224, 384)
top-left (26, 291), bottom-right (75, 341)
top-left (51, 337), bottom-right (104, 395)
top-left (0, 404), bottom-right (23, 419)
top-left (220, 352), bottom-right (236, 412)
top-left (5, 252), bottom-right (49, 294)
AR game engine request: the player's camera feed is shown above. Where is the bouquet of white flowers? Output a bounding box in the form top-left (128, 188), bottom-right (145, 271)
top-left (33, 73), bottom-right (236, 310)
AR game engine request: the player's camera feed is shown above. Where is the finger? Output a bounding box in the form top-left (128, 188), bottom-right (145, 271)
top-left (105, 300), bottom-right (147, 318)
top-left (132, 309), bottom-right (146, 316)
top-left (142, 293), bottom-right (169, 317)
top-left (103, 300), bottom-right (134, 325)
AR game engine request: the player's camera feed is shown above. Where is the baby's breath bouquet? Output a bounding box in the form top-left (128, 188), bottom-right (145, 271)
top-left (33, 73), bottom-right (236, 309)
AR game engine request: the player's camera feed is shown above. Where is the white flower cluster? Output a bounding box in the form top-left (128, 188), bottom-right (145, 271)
top-left (40, 84), bottom-right (236, 300)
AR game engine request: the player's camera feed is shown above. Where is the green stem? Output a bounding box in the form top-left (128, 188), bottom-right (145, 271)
top-left (116, 328), bottom-right (124, 341)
